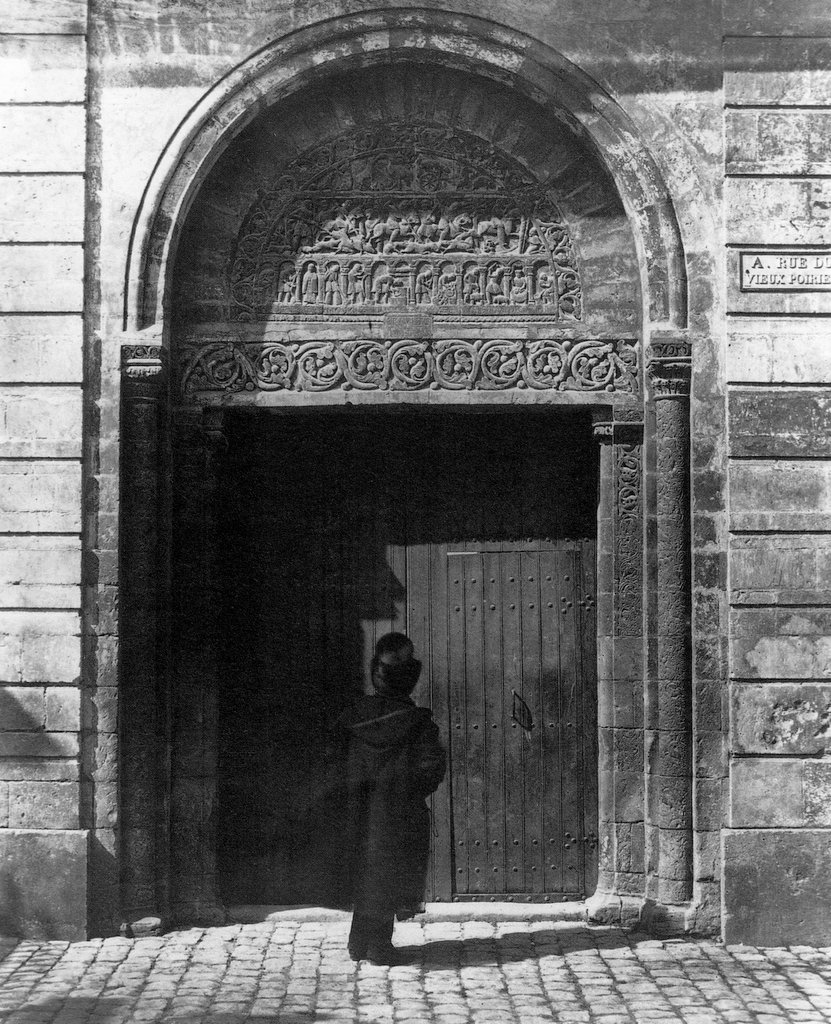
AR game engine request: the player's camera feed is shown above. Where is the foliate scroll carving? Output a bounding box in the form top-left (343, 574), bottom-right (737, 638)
top-left (614, 431), bottom-right (644, 638)
top-left (617, 443), bottom-right (642, 522)
top-left (229, 124), bottom-right (582, 323)
top-left (179, 338), bottom-right (637, 397)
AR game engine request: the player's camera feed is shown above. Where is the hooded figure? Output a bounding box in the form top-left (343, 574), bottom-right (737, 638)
top-left (335, 632), bottom-right (446, 964)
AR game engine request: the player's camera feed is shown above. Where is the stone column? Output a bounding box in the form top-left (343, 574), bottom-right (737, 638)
top-left (647, 335), bottom-right (693, 909)
top-left (168, 406), bottom-right (228, 926)
top-left (591, 415), bottom-right (616, 898)
top-left (119, 344), bottom-right (166, 934)
top-left (588, 410), bottom-right (645, 929)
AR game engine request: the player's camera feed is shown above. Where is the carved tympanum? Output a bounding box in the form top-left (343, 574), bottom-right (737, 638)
top-left (229, 124), bottom-right (582, 321)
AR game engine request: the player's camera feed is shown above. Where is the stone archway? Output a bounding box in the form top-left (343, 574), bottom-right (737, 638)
top-left (118, 19), bottom-right (694, 935)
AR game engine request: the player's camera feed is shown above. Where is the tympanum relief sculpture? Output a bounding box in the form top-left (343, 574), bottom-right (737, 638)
top-left (228, 124), bottom-right (582, 322)
top-left (176, 123), bottom-right (643, 398)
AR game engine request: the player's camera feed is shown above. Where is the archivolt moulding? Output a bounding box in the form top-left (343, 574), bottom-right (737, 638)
top-left (124, 8), bottom-right (688, 337)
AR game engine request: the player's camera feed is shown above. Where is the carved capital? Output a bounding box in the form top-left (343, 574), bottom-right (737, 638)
top-left (122, 344), bottom-right (166, 392)
top-left (647, 335), bottom-right (691, 399)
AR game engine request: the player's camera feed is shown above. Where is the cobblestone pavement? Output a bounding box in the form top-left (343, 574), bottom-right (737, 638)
top-left (1, 920), bottom-right (831, 1024)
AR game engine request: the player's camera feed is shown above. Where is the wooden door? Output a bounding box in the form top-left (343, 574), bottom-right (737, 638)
top-left (439, 543), bottom-right (596, 901)
top-left (215, 410), bottom-right (597, 905)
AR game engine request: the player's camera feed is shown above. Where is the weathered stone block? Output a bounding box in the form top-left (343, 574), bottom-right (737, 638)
top-left (0, 759), bottom-right (79, 782)
top-left (0, 732), bottom-right (78, 757)
top-left (0, 2), bottom-right (87, 33)
top-left (731, 608), bottom-right (831, 681)
top-left (0, 107), bottom-right (85, 173)
top-left (724, 37), bottom-right (831, 106)
top-left (723, 0), bottom-right (831, 36)
top-left (803, 762), bottom-right (831, 826)
top-left (0, 176), bottom-right (85, 242)
top-left (8, 781), bottom-right (79, 829)
top-left (0, 828), bottom-right (88, 940)
top-left (727, 326), bottom-right (831, 386)
top-left (730, 758), bottom-right (803, 827)
top-left (0, 35), bottom-right (86, 103)
top-left (726, 178), bottom-right (831, 247)
top-left (0, 610), bottom-right (81, 683)
top-left (730, 534), bottom-right (831, 605)
top-left (0, 315), bottom-right (83, 383)
top-left (729, 460), bottom-right (831, 532)
top-left (729, 390), bottom-right (831, 458)
top-left (45, 687), bottom-right (80, 731)
top-left (695, 777), bottom-right (724, 831)
top-left (726, 110), bottom-right (831, 175)
top-left (0, 246), bottom-right (83, 312)
top-left (0, 461), bottom-right (82, 532)
top-left (0, 536), bottom-right (81, 609)
top-left (723, 829), bottom-right (831, 945)
top-left (0, 387), bottom-right (82, 458)
top-left (732, 681), bottom-right (831, 755)
top-left (0, 685), bottom-right (44, 730)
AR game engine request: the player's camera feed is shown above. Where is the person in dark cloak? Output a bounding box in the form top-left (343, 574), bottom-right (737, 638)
top-left (335, 632), bottom-right (446, 965)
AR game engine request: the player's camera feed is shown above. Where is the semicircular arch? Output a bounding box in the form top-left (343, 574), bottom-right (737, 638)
top-left (126, 8), bottom-right (688, 335)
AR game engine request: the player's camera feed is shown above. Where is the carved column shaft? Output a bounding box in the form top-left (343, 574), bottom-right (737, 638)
top-left (120, 345), bottom-right (166, 924)
top-left (648, 338), bottom-right (693, 906)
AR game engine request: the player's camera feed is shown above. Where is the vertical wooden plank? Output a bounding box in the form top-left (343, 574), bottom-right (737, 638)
top-left (520, 549), bottom-right (544, 893)
top-left (428, 416), bottom-right (454, 901)
top-left (541, 547), bottom-right (563, 894)
top-left (483, 549), bottom-right (505, 894)
top-left (429, 531), bottom-right (452, 900)
top-left (559, 546), bottom-right (582, 891)
top-left (463, 553), bottom-right (486, 893)
top-left (502, 550), bottom-right (524, 893)
top-left (579, 538), bottom-right (599, 894)
top-left (447, 553), bottom-right (469, 895)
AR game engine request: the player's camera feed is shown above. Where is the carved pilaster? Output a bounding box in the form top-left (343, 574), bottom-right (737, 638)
top-left (591, 413), bottom-right (645, 909)
top-left (647, 335), bottom-right (693, 908)
top-left (168, 407), bottom-right (228, 927)
top-left (120, 344), bottom-right (167, 930)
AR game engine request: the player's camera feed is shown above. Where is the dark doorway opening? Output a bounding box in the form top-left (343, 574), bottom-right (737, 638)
top-left (215, 409), bottom-right (598, 906)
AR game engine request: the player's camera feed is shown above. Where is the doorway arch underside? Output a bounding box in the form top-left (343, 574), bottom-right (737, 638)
top-left (118, 48), bottom-right (694, 933)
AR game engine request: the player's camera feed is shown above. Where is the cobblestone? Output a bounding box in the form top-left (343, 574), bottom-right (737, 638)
top-left (0, 923), bottom-right (830, 1022)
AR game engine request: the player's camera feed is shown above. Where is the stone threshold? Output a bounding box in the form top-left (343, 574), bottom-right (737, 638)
top-left (227, 902), bottom-right (588, 924)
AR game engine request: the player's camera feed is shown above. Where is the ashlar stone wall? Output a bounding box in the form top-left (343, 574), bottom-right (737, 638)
top-left (0, 1), bottom-right (89, 939)
top-left (723, 3), bottom-right (831, 947)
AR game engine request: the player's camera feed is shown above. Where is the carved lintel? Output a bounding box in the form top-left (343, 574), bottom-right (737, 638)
top-left (179, 337), bottom-right (639, 398)
top-left (647, 335), bottom-right (691, 399)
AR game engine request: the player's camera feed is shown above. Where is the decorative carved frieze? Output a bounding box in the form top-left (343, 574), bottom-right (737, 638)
top-left (228, 124), bottom-right (582, 323)
top-left (178, 337), bottom-right (638, 397)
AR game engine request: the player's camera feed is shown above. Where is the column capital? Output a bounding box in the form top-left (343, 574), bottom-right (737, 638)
top-left (647, 333), bottom-right (691, 398)
top-left (121, 343), bottom-right (166, 387)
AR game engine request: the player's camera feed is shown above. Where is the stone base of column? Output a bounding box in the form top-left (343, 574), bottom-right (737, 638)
top-left (120, 915), bottom-right (167, 938)
top-left (585, 891), bottom-right (645, 930)
top-left (170, 900), bottom-right (229, 929)
top-left (640, 898), bottom-right (698, 936)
